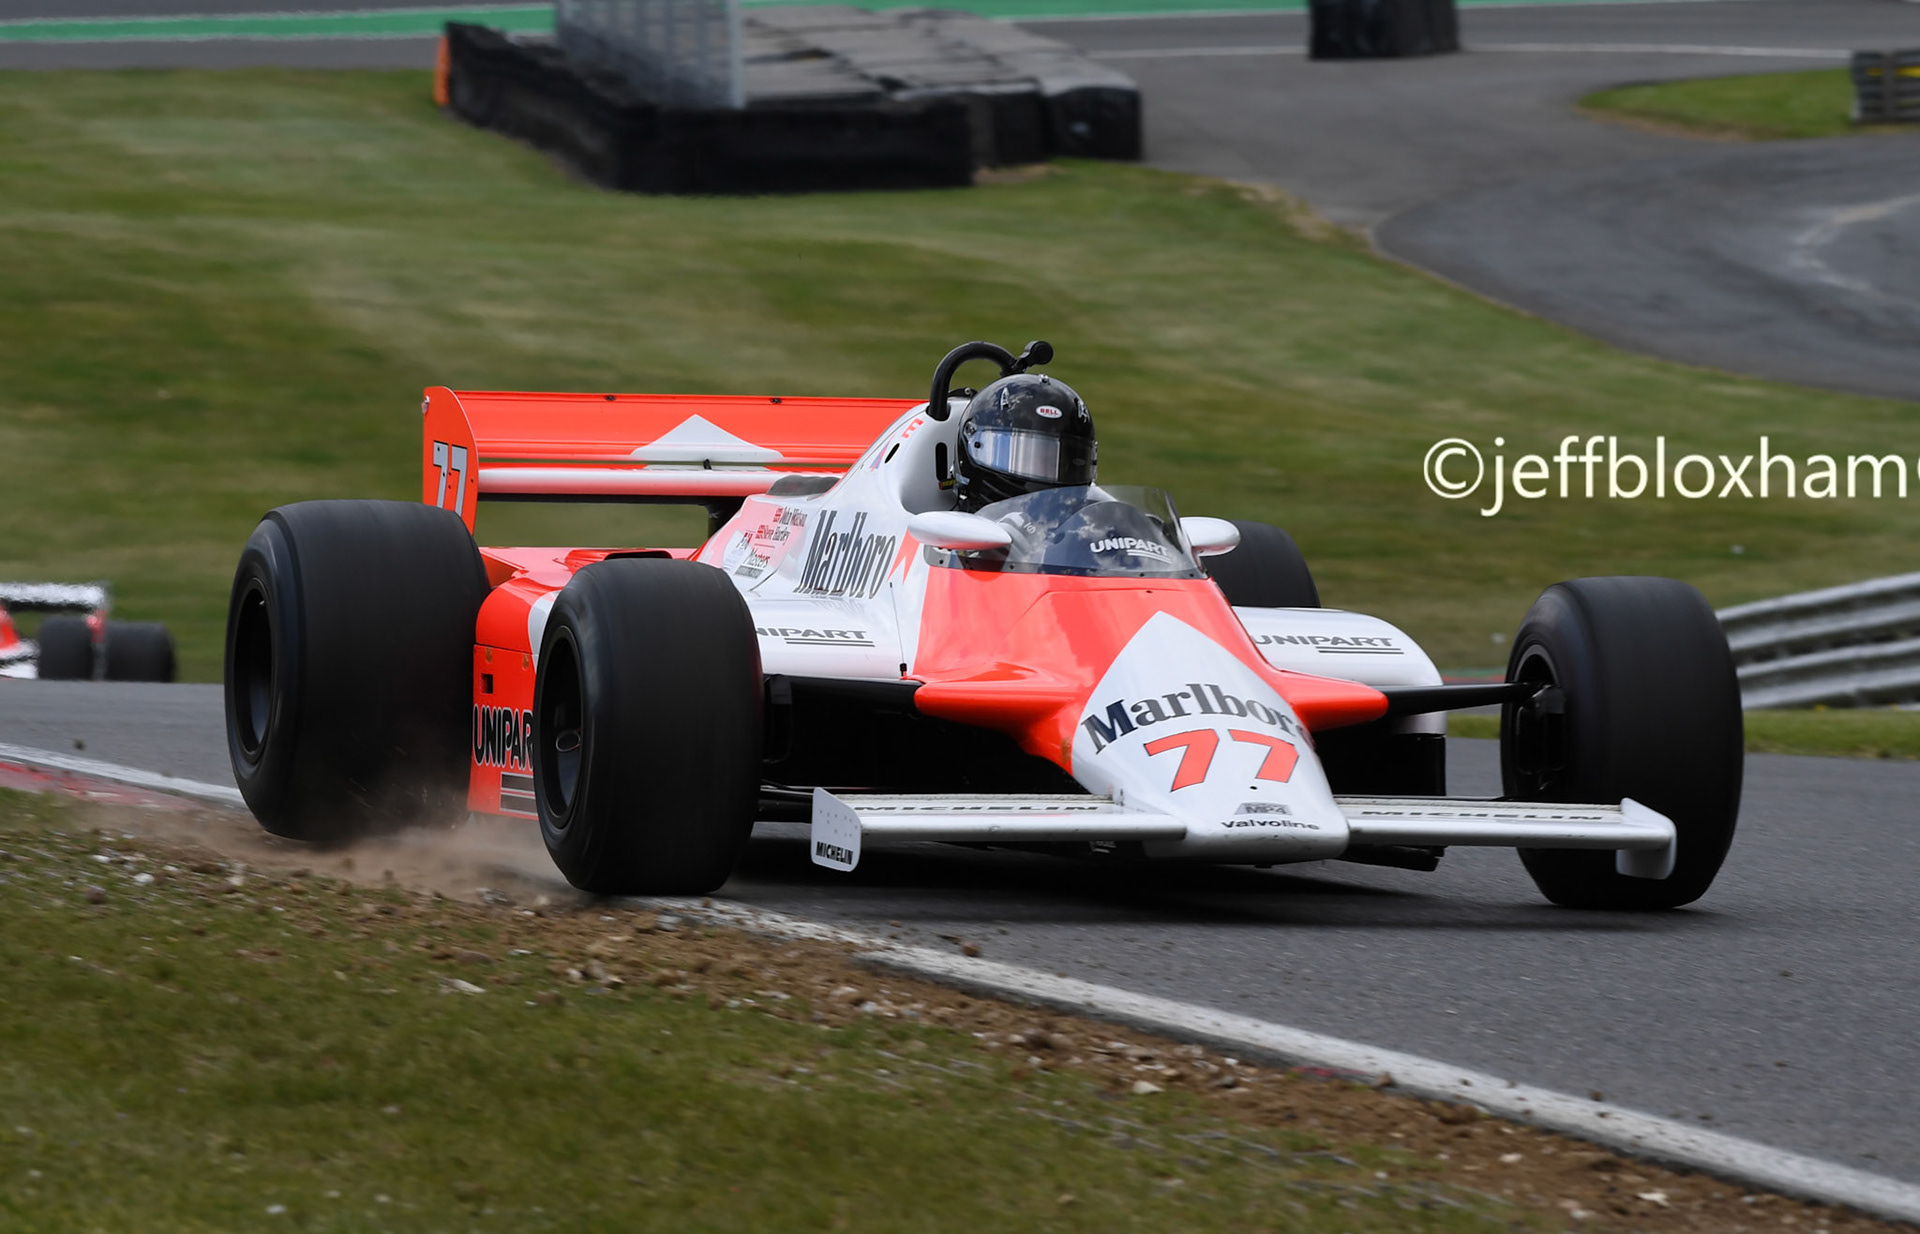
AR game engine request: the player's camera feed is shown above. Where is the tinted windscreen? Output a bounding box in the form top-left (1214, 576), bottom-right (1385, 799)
top-left (933, 485), bottom-right (1202, 579)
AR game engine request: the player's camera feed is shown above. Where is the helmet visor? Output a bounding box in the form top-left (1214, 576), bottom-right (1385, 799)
top-left (965, 428), bottom-right (1096, 486)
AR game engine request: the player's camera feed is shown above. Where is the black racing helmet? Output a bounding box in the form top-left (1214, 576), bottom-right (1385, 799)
top-left (955, 373), bottom-right (1097, 509)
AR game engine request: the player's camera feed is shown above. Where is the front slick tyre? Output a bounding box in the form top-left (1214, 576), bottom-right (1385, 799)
top-left (534, 558), bottom-right (762, 896)
top-left (224, 500), bottom-right (488, 842)
top-left (1503, 577), bottom-right (1743, 910)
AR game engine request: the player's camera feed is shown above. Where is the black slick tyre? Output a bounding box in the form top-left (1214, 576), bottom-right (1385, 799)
top-left (104, 622), bottom-right (176, 682)
top-left (534, 558), bottom-right (762, 895)
top-left (1502, 577), bottom-right (1744, 910)
top-left (224, 500), bottom-right (489, 842)
top-left (35, 617), bottom-right (94, 680)
top-left (1203, 521), bottom-right (1320, 608)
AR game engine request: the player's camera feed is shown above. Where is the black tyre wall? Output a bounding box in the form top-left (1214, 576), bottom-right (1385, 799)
top-left (224, 500), bottom-right (489, 841)
top-left (35, 617), bottom-right (94, 680)
top-left (1204, 521), bottom-right (1320, 608)
top-left (104, 622), bottom-right (176, 682)
top-left (1503, 577), bottom-right (1744, 910)
top-left (535, 558), bottom-right (762, 895)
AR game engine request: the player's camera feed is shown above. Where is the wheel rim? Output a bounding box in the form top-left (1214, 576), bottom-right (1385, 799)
top-left (1506, 643), bottom-right (1568, 798)
top-left (231, 582), bottom-right (274, 760)
top-left (538, 630), bottom-right (584, 821)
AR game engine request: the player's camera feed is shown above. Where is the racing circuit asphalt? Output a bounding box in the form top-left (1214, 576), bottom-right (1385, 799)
top-left (2, 678), bottom-right (1917, 1187)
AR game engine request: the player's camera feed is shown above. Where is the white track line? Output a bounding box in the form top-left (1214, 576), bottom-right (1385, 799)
top-left (0, 741), bottom-right (244, 808)
top-left (679, 897), bottom-right (1920, 1226)
top-left (1477, 42), bottom-right (1848, 58)
top-left (1092, 42), bottom-right (1846, 59)
top-left (1092, 43), bottom-right (1303, 57)
top-left (6, 746), bottom-right (1913, 1221)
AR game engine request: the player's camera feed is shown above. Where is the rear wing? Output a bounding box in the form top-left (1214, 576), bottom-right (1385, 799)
top-left (422, 387), bottom-right (922, 531)
top-left (0, 582), bottom-right (109, 614)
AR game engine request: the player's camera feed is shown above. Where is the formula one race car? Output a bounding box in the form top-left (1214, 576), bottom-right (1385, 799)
top-left (223, 340), bottom-right (1743, 910)
top-left (0, 582), bottom-right (175, 682)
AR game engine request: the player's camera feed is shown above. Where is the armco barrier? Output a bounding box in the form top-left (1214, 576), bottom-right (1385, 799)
top-left (445, 22), bottom-right (973, 194)
top-left (1717, 572), bottom-right (1920, 708)
top-left (1852, 50), bottom-right (1920, 124)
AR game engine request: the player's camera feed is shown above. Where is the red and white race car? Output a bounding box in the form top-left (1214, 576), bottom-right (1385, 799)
top-left (0, 583), bottom-right (175, 682)
top-left (223, 341), bottom-right (1743, 909)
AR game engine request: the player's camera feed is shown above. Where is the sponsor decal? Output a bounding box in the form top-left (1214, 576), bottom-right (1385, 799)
top-left (1252, 633), bottom-right (1403, 655)
top-left (798, 510), bottom-right (898, 599)
top-left (1036, 404), bottom-right (1063, 419)
top-left (814, 840), bottom-right (856, 866)
top-left (755, 626), bottom-right (875, 648)
top-left (1079, 681), bottom-right (1304, 753)
top-left (1090, 536), bottom-right (1172, 560)
top-left (730, 506), bottom-right (807, 579)
top-left (1221, 816), bottom-right (1319, 830)
top-left (474, 705), bottom-right (535, 772)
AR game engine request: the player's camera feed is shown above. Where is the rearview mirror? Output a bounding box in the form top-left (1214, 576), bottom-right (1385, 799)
top-left (906, 510), bottom-right (1013, 552)
top-left (1182, 517), bottom-right (1240, 558)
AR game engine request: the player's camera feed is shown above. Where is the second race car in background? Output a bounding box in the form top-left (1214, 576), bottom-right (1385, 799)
top-left (0, 582), bottom-right (175, 682)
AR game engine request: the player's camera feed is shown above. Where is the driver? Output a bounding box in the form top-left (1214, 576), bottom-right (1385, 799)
top-left (954, 372), bottom-right (1098, 512)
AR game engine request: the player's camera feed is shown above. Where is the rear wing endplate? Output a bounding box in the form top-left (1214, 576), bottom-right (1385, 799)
top-left (422, 387), bottom-right (921, 531)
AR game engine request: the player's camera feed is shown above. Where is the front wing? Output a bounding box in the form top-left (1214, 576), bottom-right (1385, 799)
top-left (810, 789), bottom-right (1678, 880)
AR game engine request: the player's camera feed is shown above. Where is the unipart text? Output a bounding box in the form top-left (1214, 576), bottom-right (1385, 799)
top-left (474, 706), bottom-right (535, 772)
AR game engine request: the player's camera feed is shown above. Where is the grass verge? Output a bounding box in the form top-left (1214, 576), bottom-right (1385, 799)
top-left (2, 787), bottom-right (1901, 1232)
top-left (1581, 70), bottom-right (1907, 141)
top-left (2, 71), bottom-right (1919, 678)
top-left (1451, 707), bottom-right (1920, 761)
top-left (0, 792), bottom-right (1487, 1232)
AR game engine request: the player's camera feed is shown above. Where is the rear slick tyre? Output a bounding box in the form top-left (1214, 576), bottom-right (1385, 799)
top-left (1203, 520), bottom-right (1319, 608)
top-left (104, 621), bottom-right (175, 682)
top-left (534, 558), bottom-right (762, 895)
top-left (1502, 577), bottom-right (1744, 910)
top-left (35, 617), bottom-right (94, 680)
top-left (223, 500), bottom-right (488, 842)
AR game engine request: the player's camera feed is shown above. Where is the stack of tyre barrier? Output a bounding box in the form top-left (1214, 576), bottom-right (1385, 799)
top-left (1308, 0), bottom-right (1458, 59)
top-left (747, 7), bottom-right (1141, 164)
top-left (445, 21), bottom-right (972, 193)
top-left (1851, 51), bottom-right (1920, 124)
top-left (443, 7), bottom-right (1140, 195)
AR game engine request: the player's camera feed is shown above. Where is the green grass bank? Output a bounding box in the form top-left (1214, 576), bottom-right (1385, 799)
top-left (1581, 69), bottom-right (1900, 141)
top-left (3, 70), bottom-right (1917, 680)
top-left (1451, 707), bottom-right (1920, 761)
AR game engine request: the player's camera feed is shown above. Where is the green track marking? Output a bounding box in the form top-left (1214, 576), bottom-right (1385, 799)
top-left (0, 0), bottom-right (1744, 44)
top-left (0, 5), bottom-right (554, 43)
top-left (750, 0), bottom-right (1311, 14)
